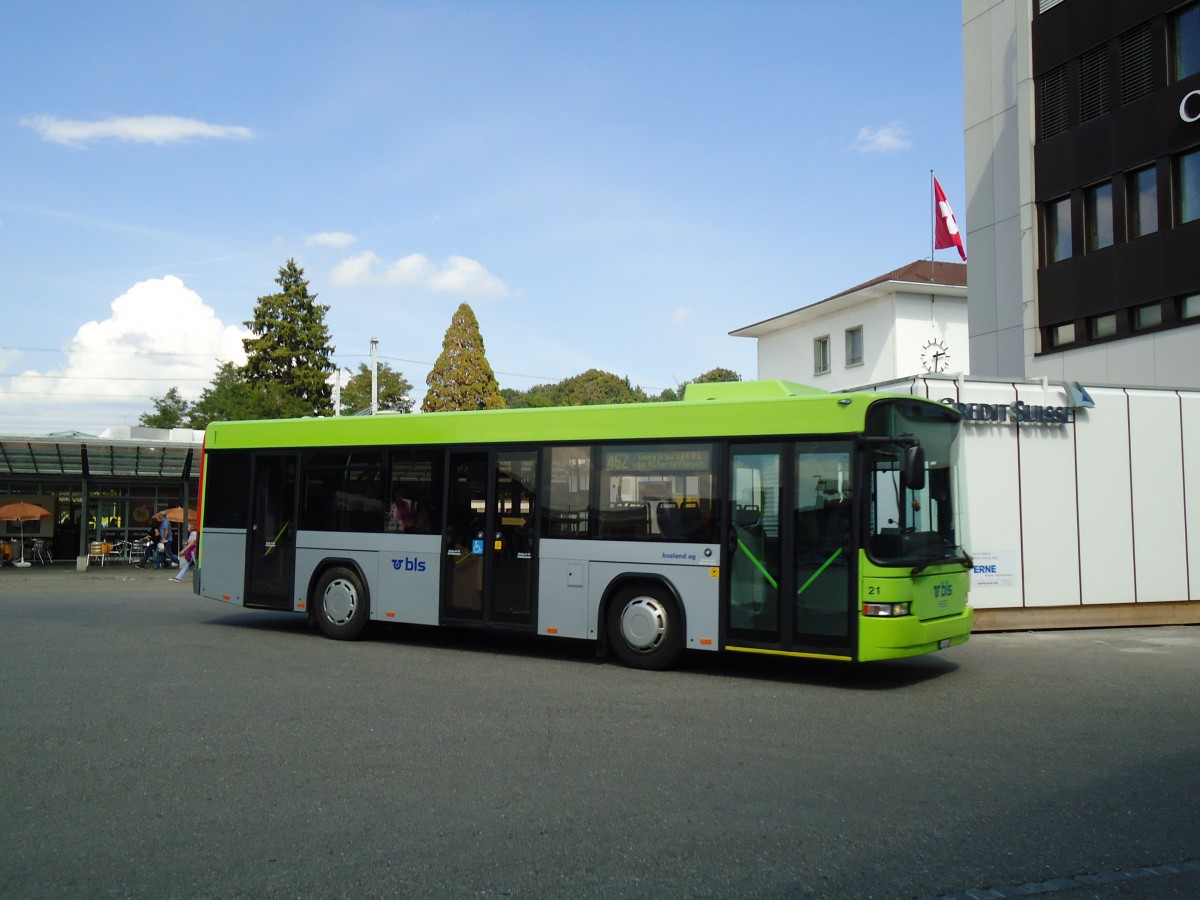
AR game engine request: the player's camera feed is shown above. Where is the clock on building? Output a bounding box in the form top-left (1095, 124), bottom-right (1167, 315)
top-left (920, 338), bottom-right (951, 373)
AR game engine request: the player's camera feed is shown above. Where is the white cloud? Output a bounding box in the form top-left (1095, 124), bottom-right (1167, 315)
top-left (668, 306), bottom-right (693, 326)
top-left (307, 231), bottom-right (357, 248)
top-left (0, 276), bottom-right (248, 433)
top-left (20, 115), bottom-right (255, 147)
top-left (331, 251), bottom-right (510, 299)
top-left (851, 122), bottom-right (912, 153)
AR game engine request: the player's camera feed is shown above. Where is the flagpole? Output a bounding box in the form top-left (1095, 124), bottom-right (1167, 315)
top-left (930, 169), bottom-right (935, 282)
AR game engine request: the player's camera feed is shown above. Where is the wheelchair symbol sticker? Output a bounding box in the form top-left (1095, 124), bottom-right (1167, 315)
top-left (472, 539), bottom-right (484, 555)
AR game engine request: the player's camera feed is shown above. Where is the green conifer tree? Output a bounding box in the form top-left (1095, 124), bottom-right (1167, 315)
top-left (422, 303), bottom-right (505, 412)
top-left (242, 259), bottom-right (336, 417)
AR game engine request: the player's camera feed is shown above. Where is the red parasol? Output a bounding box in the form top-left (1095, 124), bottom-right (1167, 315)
top-left (0, 501), bottom-right (52, 568)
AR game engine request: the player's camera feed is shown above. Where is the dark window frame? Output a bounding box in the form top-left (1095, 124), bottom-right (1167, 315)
top-left (1043, 195), bottom-right (1073, 264)
top-left (1083, 180), bottom-right (1114, 251)
top-left (1127, 165), bottom-right (1159, 239)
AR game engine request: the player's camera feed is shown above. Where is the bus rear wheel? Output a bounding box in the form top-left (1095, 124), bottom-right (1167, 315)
top-left (314, 567), bottom-right (370, 640)
top-left (606, 584), bottom-right (682, 670)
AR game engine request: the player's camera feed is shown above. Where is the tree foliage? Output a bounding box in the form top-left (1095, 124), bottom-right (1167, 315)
top-left (186, 361), bottom-right (308, 429)
top-left (657, 367), bottom-right (742, 402)
top-left (503, 369), bottom-right (650, 408)
top-left (138, 387), bottom-right (191, 429)
top-left (422, 303), bottom-right (505, 412)
top-left (503, 367), bottom-right (741, 407)
top-left (243, 259), bottom-right (336, 417)
top-left (340, 362), bottom-right (414, 414)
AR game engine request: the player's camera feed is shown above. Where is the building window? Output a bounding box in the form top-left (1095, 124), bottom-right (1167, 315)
top-left (844, 326), bottom-right (863, 367)
top-left (1134, 302), bottom-right (1162, 330)
top-left (1079, 44), bottom-right (1111, 122)
top-left (1044, 196), bottom-right (1072, 263)
top-left (1084, 182), bottom-right (1114, 251)
top-left (813, 336), bottom-right (830, 375)
top-left (1127, 166), bottom-right (1158, 238)
top-left (1120, 23), bottom-right (1155, 105)
top-left (1039, 64), bottom-right (1070, 140)
top-left (1178, 149), bottom-right (1200, 224)
top-left (1173, 2), bottom-right (1200, 82)
top-left (1183, 294), bottom-right (1200, 320)
top-left (1048, 322), bottom-right (1076, 348)
top-left (1090, 314), bottom-right (1118, 339)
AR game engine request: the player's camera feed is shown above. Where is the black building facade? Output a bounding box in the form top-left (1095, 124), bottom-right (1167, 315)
top-left (1034, 0), bottom-right (1200, 352)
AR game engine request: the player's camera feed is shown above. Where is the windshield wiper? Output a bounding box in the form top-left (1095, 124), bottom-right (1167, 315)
top-left (910, 545), bottom-right (971, 577)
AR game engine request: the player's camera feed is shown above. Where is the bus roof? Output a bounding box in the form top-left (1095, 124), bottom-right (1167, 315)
top-left (203, 381), bottom-right (945, 450)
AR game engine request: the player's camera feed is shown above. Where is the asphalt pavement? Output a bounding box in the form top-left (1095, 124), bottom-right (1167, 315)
top-left (2, 562), bottom-right (1199, 898)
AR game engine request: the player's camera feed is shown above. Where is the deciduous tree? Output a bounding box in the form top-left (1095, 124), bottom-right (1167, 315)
top-left (340, 362), bottom-right (414, 414)
top-left (658, 367), bottom-right (742, 401)
top-left (188, 361), bottom-right (307, 429)
top-left (138, 387), bottom-right (192, 429)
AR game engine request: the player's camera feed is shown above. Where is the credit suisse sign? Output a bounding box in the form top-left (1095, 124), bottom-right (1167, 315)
top-left (940, 398), bottom-right (1074, 426)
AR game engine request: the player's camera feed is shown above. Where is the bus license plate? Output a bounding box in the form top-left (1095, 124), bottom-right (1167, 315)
top-left (938, 639), bottom-right (951, 650)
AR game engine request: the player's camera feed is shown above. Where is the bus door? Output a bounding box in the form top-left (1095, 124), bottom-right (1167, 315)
top-left (726, 442), bottom-right (853, 655)
top-left (245, 452), bottom-right (297, 610)
top-left (442, 450), bottom-right (538, 627)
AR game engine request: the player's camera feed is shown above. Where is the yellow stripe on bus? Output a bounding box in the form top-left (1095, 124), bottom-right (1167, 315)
top-left (725, 646), bottom-right (853, 662)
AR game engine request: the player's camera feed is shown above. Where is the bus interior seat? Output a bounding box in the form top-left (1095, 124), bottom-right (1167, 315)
top-left (656, 501), bottom-right (682, 538)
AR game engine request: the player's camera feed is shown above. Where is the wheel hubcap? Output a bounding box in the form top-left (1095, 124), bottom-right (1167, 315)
top-left (619, 596), bottom-right (667, 652)
top-left (323, 578), bottom-right (358, 625)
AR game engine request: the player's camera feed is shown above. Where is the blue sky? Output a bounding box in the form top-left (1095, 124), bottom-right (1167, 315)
top-left (1, 1), bottom-right (967, 434)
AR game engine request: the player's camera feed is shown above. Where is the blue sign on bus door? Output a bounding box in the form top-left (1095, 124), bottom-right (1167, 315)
top-left (472, 539), bottom-right (484, 555)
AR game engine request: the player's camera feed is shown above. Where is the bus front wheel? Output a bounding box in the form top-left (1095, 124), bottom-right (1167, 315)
top-left (606, 584), bottom-right (682, 670)
top-left (314, 567), bottom-right (370, 640)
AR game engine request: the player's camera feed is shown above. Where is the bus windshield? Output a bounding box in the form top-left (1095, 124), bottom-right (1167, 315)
top-left (865, 400), bottom-right (967, 570)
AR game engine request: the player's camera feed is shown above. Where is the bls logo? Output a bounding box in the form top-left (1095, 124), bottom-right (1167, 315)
top-left (392, 557), bottom-right (426, 572)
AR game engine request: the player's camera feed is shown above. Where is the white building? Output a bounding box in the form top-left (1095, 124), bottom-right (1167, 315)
top-left (730, 261), bottom-right (969, 391)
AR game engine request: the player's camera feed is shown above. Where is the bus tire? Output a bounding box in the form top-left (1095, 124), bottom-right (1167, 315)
top-left (606, 584), bottom-right (682, 670)
top-left (314, 566), bottom-right (370, 640)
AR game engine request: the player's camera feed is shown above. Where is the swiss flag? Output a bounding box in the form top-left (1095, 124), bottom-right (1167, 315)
top-left (933, 176), bottom-right (967, 261)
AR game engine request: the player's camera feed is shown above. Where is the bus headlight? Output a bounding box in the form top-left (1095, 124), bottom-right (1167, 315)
top-left (863, 602), bottom-right (911, 617)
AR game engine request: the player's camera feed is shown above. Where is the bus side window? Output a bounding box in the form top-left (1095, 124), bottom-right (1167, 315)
top-left (389, 449), bottom-right (443, 534)
top-left (543, 446), bottom-right (592, 537)
top-left (597, 443), bottom-right (718, 543)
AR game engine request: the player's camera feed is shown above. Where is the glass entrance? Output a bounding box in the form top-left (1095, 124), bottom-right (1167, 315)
top-left (442, 450), bottom-right (537, 627)
top-left (246, 453), bottom-right (296, 610)
top-left (727, 442), bottom-right (853, 653)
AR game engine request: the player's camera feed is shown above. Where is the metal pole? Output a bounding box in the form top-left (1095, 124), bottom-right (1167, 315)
top-left (370, 338), bottom-right (379, 415)
top-left (930, 169), bottom-right (936, 282)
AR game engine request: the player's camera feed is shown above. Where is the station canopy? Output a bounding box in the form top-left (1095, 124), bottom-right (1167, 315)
top-left (0, 436), bottom-right (196, 480)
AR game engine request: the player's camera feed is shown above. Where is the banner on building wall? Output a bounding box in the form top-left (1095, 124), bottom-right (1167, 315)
top-left (971, 550), bottom-right (1017, 589)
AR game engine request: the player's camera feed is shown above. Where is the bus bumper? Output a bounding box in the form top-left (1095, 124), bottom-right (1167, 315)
top-left (857, 607), bottom-right (974, 662)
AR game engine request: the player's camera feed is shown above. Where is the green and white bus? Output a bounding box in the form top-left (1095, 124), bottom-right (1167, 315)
top-left (194, 380), bottom-right (972, 669)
